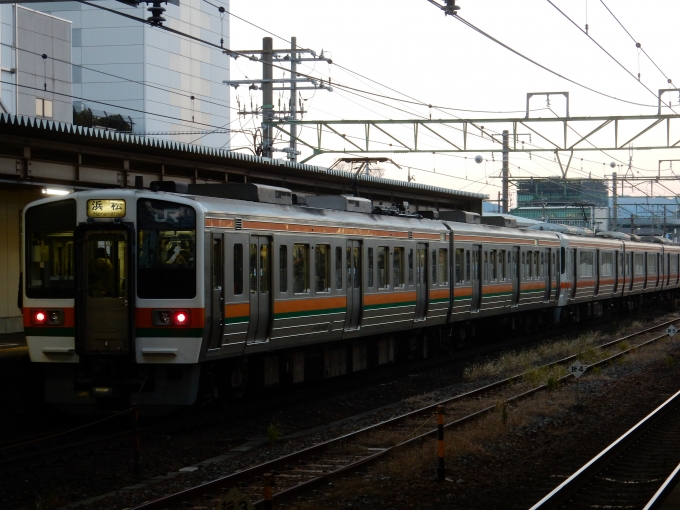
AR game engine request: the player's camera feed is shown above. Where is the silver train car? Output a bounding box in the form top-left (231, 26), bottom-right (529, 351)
top-left (20, 182), bottom-right (680, 413)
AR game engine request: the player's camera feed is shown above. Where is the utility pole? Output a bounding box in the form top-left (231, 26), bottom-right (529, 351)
top-left (262, 37), bottom-right (273, 158)
top-left (502, 130), bottom-right (509, 213)
top-left (223, 37), bottom-right (332, 161)
top-left (289, 36), bottom-right (298, 162)
top-left (612, 171), bottom-right (618, 231)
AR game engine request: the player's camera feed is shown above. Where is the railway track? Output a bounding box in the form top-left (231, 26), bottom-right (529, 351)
top-left (0, 308), bottom-right (638, 476)
top-left (127, 316), bottom-right (680, 510)
top-left (530, 388), bottom-right (680, 510)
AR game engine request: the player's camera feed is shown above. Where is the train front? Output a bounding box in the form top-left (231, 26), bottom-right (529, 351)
top-left (23, 190), bottom-right (205, 414)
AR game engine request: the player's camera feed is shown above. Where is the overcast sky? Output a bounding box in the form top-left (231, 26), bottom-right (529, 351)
top-left (222, 0), bottom-right (680, 203)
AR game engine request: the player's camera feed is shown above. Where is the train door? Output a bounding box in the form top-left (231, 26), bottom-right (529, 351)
top-left (628, 252), bottom-right (634, 291)
top-left (247, 236), bottom-right (271, 344)
top-left (511, 247), bottom-right (520, 305)
top-left (544, 249), bottom-right (551, 302)
top-left (345, 240), bottom-right (363, 330)
top-left (207, 233), bottom-right (224, 351)
top-left (570, 248), bottom-right (577, 299)
top-left (471, 245), bottom-right (482, 312)
top-left (414, 243), bottom-right (428, 321)
top-left (76, 228), bottom-right (131, 355)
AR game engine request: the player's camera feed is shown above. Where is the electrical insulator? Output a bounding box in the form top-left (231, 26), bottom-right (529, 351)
top-left (146, 1), bottom-right (166, 25)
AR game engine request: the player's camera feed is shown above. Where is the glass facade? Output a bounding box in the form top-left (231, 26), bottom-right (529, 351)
top-left (18, 0), bottom-right (230, 147)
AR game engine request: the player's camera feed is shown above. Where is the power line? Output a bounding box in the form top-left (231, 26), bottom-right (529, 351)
top-left (545, 0), bottom-right (677, 113)
top-left (446, 12), bottom-right (658, 108)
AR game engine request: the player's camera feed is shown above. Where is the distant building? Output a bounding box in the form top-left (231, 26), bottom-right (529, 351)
top-left (10, 0), bottom-right (230, 146)
top-left (511, 178), bottom-right (610, 231)
top-left (0, 4), bottom-right (72, 123)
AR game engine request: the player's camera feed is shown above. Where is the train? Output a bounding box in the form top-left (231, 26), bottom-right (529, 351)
top-left (21, 181), bottom-right (680, 414)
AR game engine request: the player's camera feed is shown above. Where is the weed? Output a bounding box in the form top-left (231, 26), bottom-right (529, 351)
top-left (523, 366), bottom-right (549, 388)
top-left (546, 376), bottom-right (559, 392)
top-left (592, 365), bottom-right (602, 375)
top-left (267, 421), bottom-right (281, 445)
top-left (618, 340), bottom-right (631, 351)
top-left (665, 355), bottom-right (675, 368)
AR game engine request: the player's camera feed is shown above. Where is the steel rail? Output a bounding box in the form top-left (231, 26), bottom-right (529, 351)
top-left (131, 318), bottom-right (680, 510)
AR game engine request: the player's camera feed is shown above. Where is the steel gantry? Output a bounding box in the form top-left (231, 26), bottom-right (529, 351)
top-left (266, 113), bottom-right (680, 165)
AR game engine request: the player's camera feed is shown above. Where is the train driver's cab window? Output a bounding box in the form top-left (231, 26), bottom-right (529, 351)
top-left (279, 245), bottom-right (288, 293)
top-left (455, 248), bottom-right (464, 284)
top-left (293, 244), bottom-right (309, 293)
top-left (137, 199), bottom-right (196, 299)
top-left (335, 247), bottom-right (342, 289)
top-left (393, 247), bottom-right (405, 288)
top-left (580, 251), bottom-right (594, 277)
top-left (377, 246), bottom-right (388, 289)
top-left (438, 248), bottom-right (448, 286)
top-left (315, 244), bottom-right (330, 292)
top-left (634, 253), bottom-right (644, 275)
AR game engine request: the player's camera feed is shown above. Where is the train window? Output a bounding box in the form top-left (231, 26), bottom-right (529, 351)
top-left (521, 252), bottom-right (526, 279)
top-left (483, 252), bottom-right (488, 282)
top-left (377, 246), bottom-right (388, 289)
top-left (259, 244), bottom-right (269, 293)
top-left (212, 238), bottom-right (223, 290)
top-left (249, 244), bottom-right (257, 293)
top-left (491, 250), bottom-right (498, 281)
top-left (499, 250), bottom-right (506, 280)
top-left (279, 245), bottom-right (288, 293)
top-left (315, 244), bottom-right (330, 292)
top-left (455, 248), bottom-right (464, 284)
top-left (293, 244), bottom-right (309, 293)
top-left (336, 247), bottom-right (343, 289)
top-left (634, 253), bottom-right (644, 275)
top-left (560, 247), bottom-right (566, 274)
top-left (431, 250), bottom-right (437, 285)
top-left (438, 249), bottom-right (448, 286)
top-left (648, 253), bottom-right (657, 275)
top-left (352, 247), bottom-right (361, 289)
top-left (25, 199), bottom-right (76, 299)
top-left (408, 249), bottom-right (414, 286)
top-left (233, 244), bottom-right (243, 295)
top-left (601, 252), bottom-right (613, 277)
top-left (137, 199), bottom-right (196, 299)
top-left (533, 252), bottom-right (539, 279)
top-left (465, 250), bottom-right (471, 282)
top-left (393, 247), bottom-right (405, 288)
top-left (580, 251), bottom-right (594, 277)
top-left (367, 248), bottom-right (374, 288)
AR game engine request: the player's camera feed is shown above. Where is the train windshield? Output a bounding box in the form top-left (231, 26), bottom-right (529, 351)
top-left (25, 199), bottom-right (76, 299)
top-left (137, 198), bottom-right (196, 299)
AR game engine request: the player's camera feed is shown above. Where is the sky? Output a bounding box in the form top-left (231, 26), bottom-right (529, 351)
top-left (218, 0), bottom-right (680, 205)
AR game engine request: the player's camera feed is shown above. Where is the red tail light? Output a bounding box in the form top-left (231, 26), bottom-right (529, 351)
top-left (172, 311), bottom-right (190, 326)
top-left (33, 310), bottom-right (47, 325)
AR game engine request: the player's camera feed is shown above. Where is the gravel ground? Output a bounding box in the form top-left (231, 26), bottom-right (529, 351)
top-left (2, 314), bottom-right (678, 510)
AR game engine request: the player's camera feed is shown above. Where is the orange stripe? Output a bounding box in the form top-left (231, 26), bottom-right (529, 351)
top-left (520, 282), bottom-right (546, 291)
top-left (241, 220), bottom-right (410, 239)
top-left (413, 233), bottom-right (442, 240)
top-left (454, 287), bottom-right (472, 297)
top-left (429, 288), bottom-right (449, 300)
top-left (225, 302), bottom-right (250, 319)
top-left (23, 307), bottom-right (75, 327)
top-left (484, 283), bottom-right (514, 293)
top-left (274, 296), bottom-right (347, 314)
top-left (206, 218), bottom-right (235, 228)
top-left (364, 291), bottom-right (417, 306)
top-left (135, 308), bottom-right (205, 328)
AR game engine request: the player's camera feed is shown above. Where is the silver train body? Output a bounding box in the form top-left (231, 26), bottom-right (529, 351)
top-left (21, 183), bottom-right (680, 413)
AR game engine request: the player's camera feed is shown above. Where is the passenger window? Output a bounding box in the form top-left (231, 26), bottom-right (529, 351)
top-left (293, 244), bottom-right (309, 293)
top-left (483, 251), bottom-right (489, 281)
top-left (315, 244), bottom-right (330, 292)
top-left (335, 246), bottom-right (342, 289)
top-left (465, 250), bottom-right (471, 282)
top-left (455, 248), bottom-right (464, 284)
top-left (367, 247), bottom-right (374, 288)
top-left (521, 252), bottom-right (526, 279)
top-left (490, 250), bottom-right (497, 281)
top-left (233, 243), bottom-right (243, 295)
top-left (279, 245), bottom-right (288, 293)
top-left (438, 248), bottom-right (448, 286)
top-left (499, 250), bottom-right (506, 280)
top-left (377, 246), bottom-right (388, 289)
top-left (393, 247), bottom-right (405, 288)
top-left (579, 251), bottom-right (594, 277)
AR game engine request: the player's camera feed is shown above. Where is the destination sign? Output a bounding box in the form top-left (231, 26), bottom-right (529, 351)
top-left (86, 199), bottom-right (126, 218)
